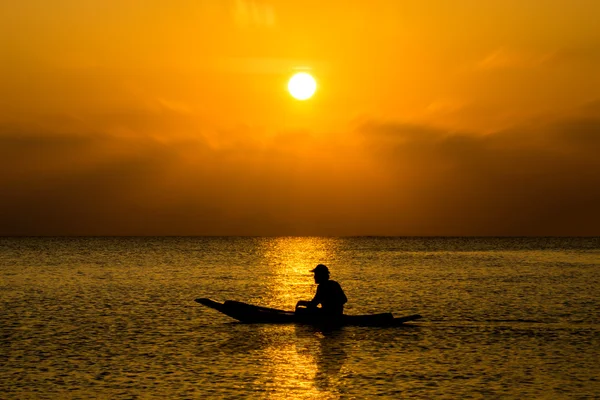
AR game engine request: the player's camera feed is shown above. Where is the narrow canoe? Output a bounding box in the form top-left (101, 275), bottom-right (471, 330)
top-left (195, 298), bottom-right (422, 327)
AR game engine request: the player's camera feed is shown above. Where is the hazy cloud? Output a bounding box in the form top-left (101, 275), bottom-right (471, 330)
top-left (1, 102), bottom-right (599, 235)
top-left (357, 108), bottom-right (600, 235)
top-left (474, 45), bottom-right (600, 73)
top-left (475, 47), bottom-right (555, 70)
top-left (231, 0), bottom-right (276, 27)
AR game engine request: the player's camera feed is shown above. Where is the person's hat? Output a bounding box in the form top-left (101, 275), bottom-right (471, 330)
top-left (310, 264), bottom-right (329, 274)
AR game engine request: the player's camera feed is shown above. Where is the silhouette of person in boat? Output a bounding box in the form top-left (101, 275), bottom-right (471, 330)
top-left (296, 264), bottom-right (348, 318)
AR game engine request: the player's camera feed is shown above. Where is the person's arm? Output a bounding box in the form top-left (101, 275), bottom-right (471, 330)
top-left (296, 300), bottom-right (311, 308)
top-left (296, 286), bottom-right (322, 309)
top-left (308, 285), bottom-right (322, 307)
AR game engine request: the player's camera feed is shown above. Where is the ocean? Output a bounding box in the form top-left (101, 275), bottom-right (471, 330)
top-left (1, 237), bottom-right (599, 399)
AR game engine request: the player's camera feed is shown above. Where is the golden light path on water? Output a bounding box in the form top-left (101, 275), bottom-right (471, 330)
top-left (252, 237), bottom-right (346, 398)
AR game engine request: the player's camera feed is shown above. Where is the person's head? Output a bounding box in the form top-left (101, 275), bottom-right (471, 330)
top-left (311, 264), bottom-right (330, 284)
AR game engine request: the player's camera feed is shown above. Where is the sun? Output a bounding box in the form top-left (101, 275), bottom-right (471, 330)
top-left (288, 72), bottom-right (317, 100)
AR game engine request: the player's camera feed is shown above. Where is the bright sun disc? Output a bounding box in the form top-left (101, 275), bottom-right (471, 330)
top-left (288, 72), bottom-right (317, 100)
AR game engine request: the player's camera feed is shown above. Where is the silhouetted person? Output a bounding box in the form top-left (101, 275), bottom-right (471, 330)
top-left (296, 264), bottom-right (347, 317)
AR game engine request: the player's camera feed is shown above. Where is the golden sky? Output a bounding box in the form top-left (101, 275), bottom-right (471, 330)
top-left (1, 0), bottom-right (599, 235)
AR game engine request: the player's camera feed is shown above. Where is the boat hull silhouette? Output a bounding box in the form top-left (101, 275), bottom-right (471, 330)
top-left (195, 298), bottom-right (422, 327)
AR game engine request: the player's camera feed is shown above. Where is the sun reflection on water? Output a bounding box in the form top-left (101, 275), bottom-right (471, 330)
top-left (247, 325), bottom-right (348, 399)
top-left (246, 238), bottom-right (347, 398)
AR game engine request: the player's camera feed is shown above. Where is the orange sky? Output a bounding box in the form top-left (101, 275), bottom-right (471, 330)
top-left (1, 0), bottom-right (599, 235)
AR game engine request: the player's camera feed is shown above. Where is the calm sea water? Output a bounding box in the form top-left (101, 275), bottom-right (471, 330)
top-left (1, 237), bottom-right (599, 399)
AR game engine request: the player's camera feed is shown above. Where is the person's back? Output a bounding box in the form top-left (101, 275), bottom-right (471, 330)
top-left (314, 278), bottom-right (347, 315)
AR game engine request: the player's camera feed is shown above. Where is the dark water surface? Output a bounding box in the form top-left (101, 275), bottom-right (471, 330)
top-left (1, 237), bottom-right (599, 398)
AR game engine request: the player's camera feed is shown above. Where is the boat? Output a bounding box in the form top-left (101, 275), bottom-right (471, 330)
top-left (195, 298), bottom-right (422, 327)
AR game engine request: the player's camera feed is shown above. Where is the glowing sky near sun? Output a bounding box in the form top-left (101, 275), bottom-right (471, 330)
top-left (1, 0), bottom-right (599, 235)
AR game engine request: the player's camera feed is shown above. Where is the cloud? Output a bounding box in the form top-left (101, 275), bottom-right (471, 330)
top-left (1, 102), bottom-right (599, 236)
top-left (475, 47), bottom-right (550, 70)
top-left (540, 46), bottom-right (600, 67)
top-left (475, 45), bottom-right (600, 72)
top-left (231, 0), bottom-right (276, 28)
top-left (356, 107), bottom-right (600, 235)
top-left (0, 109), bottom-right (379, 235)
